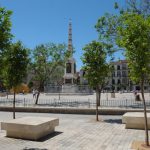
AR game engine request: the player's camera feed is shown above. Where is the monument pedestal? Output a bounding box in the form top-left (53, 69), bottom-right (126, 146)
top-left (62, 84), bottom-right (78, 93)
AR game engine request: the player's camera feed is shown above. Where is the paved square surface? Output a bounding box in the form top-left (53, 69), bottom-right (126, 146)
top-left (0, 112), bottom-right (147, 150)
top-left (1, 92), bottom-right (150, 109)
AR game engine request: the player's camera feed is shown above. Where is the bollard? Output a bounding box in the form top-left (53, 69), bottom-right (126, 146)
top-left (54, 98), bottom-right (56, 107)
top-left (106, 92), bottom-right (108, 101)
top-left (88, 99), bottom-right (90, 108)
top-left (24, 98), bottom-right (25, 107)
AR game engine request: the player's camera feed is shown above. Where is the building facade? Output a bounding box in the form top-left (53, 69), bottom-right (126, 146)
top-left (108, 60), bottom-right (150, 92)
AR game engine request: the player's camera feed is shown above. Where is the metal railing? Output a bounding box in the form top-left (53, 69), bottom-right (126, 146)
top-left (0, 96), bottom-right (150, 109)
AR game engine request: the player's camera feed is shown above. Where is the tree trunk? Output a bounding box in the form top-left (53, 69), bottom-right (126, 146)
top-left (6, 89), bottom-right (9, 99)
top-left (141, 80), bottom-right (149, 146)
top-left (98, 89), bottom-right (101, 106)
top-left (96, 88), bottom-right (99, 121)
top-left (59, 91), bottom-right (60, 100)
top-left (35, 83), bottom-right (44, 105)
top-left (13, 92), bottom-right (16, 119)
top-left (35, 91), bottom-right (40, 105)
top-left (6, 92), bottom-right (8, 99)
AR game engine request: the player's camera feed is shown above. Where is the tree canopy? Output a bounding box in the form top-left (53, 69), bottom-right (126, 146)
top-left (31, 43), bottom-right (69, 91)
top-left (82, 41), bottom-right (110, 89)
top-left (30, 42), bottom-right (70, 104)
top-left (2, 41), bottom-right (29, 89)
top-left (0, 7), bottom-right (13, 77)
top-left (82, 41), bottom-right (110, 121)
top-left (116, 0), bottom-right (150, 16)
top-left (2, 41), bottom-right (29, 119)
top-left (117, 13), bottom-right (150, 83)
top-left (116, 12), bottom-right (150, 146)
top-left (0, 7), bottom-right (12, 51)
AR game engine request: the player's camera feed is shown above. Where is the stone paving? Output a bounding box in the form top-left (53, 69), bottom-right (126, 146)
top-left (0, 112), bottom-right (147, 150)
top-left (0, 92), bottom-right (137, 101)
top-left (1, 92), bottom-right (150, 109)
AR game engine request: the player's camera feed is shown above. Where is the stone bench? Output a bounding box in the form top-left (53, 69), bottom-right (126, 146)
top-left (122, 112), bottom-right (150, 129)
top-left (1, 116), bottom-right (59, 140)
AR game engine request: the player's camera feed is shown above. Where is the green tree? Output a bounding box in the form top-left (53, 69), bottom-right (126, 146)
top-left (0, 7), bottom-right (12, 51)
top-left (31, 43), bottom-right (70, 104)
top-left (82, 41), bottom-right (110, 121)
top-left (115, 0), bottom-right (150, 16)
top-left (117, 13), bottom-right (150, 146)
top-left (0, 7), bottom-right (13, 77)
top-left (3, 41), bottom-right (29, 119)
top-left (95, 0), bottom-right (150, 55)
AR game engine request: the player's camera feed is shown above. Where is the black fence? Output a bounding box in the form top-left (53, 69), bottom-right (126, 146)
top-left (0, 97), bottom-right (150, 109)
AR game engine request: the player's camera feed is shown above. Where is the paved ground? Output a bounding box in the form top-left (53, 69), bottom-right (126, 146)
top-left (0, 92), bottom-right (137, 101)
top-left (0, 92), bottom-right (150, 109)
top-left (0, 112), bottom-right (147, 150)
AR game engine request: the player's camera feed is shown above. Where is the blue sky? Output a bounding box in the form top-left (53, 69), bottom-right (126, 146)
top-left (0, 0), bottom-right (125, 70)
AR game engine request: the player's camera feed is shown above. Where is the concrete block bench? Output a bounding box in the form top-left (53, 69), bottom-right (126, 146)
top-left (122, 112), bottom-right (150, 129)
top-left (1, 116), bottom-right (59, 140)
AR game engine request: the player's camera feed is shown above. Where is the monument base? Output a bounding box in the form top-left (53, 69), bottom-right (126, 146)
top-left (44, 84), bottom-right (93, 94)
top-left (62, 84), bottom-right (78, 93)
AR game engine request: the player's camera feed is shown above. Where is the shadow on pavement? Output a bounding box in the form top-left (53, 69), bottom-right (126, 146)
top-left (23, 148), bottom-right (48, 150)
top-left (38, 131), bottom-right (63, 142)
top-left (104, 119), bottom-right (122, 124)
top-left (22, 132), bottom-right (63, 149)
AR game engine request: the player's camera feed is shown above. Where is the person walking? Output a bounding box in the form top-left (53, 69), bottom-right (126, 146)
top-left (32, 89), bottom-right (36, 98)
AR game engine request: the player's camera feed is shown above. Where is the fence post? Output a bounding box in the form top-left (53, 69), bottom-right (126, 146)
top-left (106, 92), bottom-right (108, 101)
top-left (23, 98), bottom-right (25, 107)
top-left (88, 99), bottom-right (90, 108)
top-left (54, 98), bottom-right (56, 107)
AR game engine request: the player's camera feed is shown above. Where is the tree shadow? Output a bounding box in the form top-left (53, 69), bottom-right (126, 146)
top-left (38, 131), bottom-right (63, 142)
top-left (104, 119), bottom-right (122, 124)
top-left (22, 131), bottom-right (63, 149)
top-left (23, 148), bottom-right (48, 150)
top-left (6, 131), bottom-right (63, 143)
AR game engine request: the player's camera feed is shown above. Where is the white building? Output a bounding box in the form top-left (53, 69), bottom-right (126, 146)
top-left (108, 60), bottom-right (150, 92)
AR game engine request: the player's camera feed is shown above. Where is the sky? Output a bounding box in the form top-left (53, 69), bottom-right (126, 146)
top-left (0, 0), bottom-right (125, 70)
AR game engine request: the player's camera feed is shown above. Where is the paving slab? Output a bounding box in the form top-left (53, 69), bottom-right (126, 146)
top-left (0, 112), bottom-right (147, 150)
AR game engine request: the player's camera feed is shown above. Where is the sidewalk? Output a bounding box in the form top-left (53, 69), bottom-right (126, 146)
top-left (0, 112), bottom-right (146, 150)
top-left (0, 105), bottom-right (149, 115)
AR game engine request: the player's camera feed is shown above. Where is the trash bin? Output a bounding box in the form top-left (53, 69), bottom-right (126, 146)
top-left (111, 92), bottom-right (115, 98)
top-left (135, 94), bottom-right (141, 101)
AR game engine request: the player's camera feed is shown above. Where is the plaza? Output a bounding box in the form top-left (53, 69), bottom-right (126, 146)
top-left (1, 0), bottom-right (150, 149)
top-left (0, 92), bottom-right (150, 109)
top-left (0, 93), bottom-right (149, 149)
top-left (0, 112), bottom-right (147, 150)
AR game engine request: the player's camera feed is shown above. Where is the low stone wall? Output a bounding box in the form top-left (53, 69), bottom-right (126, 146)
top-left (0, 106), bottom-right (149, 115)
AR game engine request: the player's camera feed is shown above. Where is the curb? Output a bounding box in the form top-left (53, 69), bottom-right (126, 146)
top-left (0, 106), bottom-right (149, 115)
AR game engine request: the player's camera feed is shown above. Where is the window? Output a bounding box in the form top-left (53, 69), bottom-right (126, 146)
top-left (122, 78), bottom-right (127, 84)
top-left (117, 65), bottom-right (120, 70)
top-left (74, 63), bottom-right (76, 73)
top-left (117, 71), bottom-right (121, 77)
top-left (112, 79), bottom-right (115, 84)
top-left (66, 63), bottom-right (71, 73)
top-left (122, 71), bottom-right (127, 77)
top-left (112, 72), bottom-right (115, 77)
top-left (118, 79), bottom-right (121, 84)
top-left (122, 64), bottom-right (127, 70)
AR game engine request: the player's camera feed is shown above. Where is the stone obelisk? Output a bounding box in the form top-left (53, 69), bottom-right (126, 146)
top-left (63, 20), bottom-right (77, 92)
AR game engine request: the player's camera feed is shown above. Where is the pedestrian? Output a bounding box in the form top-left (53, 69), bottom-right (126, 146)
top-left (32, 89), bottom-right (36, 98)
top-left (133, 90), bottom-right (137, 96)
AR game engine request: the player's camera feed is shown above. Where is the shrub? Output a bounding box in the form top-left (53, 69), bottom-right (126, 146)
top-left (10, 83), bottom-right (30, 93)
